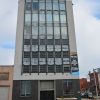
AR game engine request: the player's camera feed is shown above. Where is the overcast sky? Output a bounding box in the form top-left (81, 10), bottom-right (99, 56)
top-left (0, 0), bottom-right (100, 78)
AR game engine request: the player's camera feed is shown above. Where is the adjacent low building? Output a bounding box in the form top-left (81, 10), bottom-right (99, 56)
top-left (89, 68), bottom-right (100, 95)
top-left (80, 78), bottom-right (88, 92)
top-left (0, 65), bottom-right (13, 100)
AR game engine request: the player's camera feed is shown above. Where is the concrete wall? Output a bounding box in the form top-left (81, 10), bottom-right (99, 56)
top-left (0, 66), bottom-right (13, 100)
top-left (14, 0), bottom-right (24, 80)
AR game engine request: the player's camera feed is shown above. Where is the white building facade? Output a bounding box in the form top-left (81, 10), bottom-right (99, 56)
top-left (13, 0), bottom-right (80, 100)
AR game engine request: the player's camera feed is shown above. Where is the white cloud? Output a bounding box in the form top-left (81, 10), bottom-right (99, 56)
top-left (73, 0), bottom-right (100, 78)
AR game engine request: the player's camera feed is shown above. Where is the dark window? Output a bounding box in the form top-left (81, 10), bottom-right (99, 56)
top-left (25, 2), bottom-right (31, 13)
top-left (23, 65), bottom-right (30, 73)
top-left (40, 39), bottom-right (45, 45)
top-left (40, 52), bottom-right (46, 58)
top-left (62, 39), bottom-right (68, 45)
top-left (55, 39), bottom-right (61, 45)
top-left (63, 51), bottom-right (69, 57)
top-left (47, 39), bottom-right (54, 45)
top-left (32, 39), bottom-right (39, 45)
top-left (0, 73), bottom-right (9, 80)
top-left (24, 52), bottom-right (30, 58)
top-left (55, 52), bottom-right (61, 58)
top-left (63, 80), bottom-right (73, 95)
top-left (64, 67), bottom-right (70, 72)
top-left (48, 65), bottom-right (55, 73)
top-left (32, 52), bottom-right (38, 58)
top-left (56, 65), bottom-right (62, 73)
top-left (31, 65), bottom-right (38, 73)
top-left (33, 2), bottom-right (39, 10)
top-left (24, 39), bottom-right (30, 45)
top-left (40, 65), bottom-right (47, 73)
top-left (48, 52), bottom-right (54, 58)
top-left (20, 81), bottom-right (31, 96)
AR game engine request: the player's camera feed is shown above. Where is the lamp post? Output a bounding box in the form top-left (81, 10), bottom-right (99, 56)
top-left (93, 69), bottom-right (99, 100)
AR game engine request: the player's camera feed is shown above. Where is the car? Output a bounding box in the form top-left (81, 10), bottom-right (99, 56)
top-left (88, 92), bottom-right (93, 99)
top-left (81, 92), bottom-right (93, 99)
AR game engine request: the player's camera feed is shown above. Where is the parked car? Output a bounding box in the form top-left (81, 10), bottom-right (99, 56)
top-left (81, 92), bottom-right (93, 99)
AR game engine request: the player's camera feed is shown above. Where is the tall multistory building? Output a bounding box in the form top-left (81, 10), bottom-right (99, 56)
top-left (13, 0), bottom-right (80, 100)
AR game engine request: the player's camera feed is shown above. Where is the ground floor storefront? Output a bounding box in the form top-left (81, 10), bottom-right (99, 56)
top-left (12, 79), bottom-right (80, 100)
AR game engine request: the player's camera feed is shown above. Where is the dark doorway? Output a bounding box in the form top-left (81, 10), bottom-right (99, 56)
top-left (40, 90), bottom-right (54, 100)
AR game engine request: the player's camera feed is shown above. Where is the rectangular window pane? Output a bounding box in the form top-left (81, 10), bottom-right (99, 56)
top-left (60, 12), bottom-right (66, 23)
top-left (48, 52), bottom-right (54, 58)
top-left (32, 26), bottom-right (38, 35)
top-left (62, 45), bottom-right (68, 51)
top-left (23, 58), bottom-right (30, 65)
top-left (24, 52), bottom-right (30, 58)
top-left (40, 39), bottom-right (45, 45)
top-left (32, 45), bottom-right (38, 51)
top-left (32, 52), bottom-right (39, 58)
top-left (31, 58), bottom-right (38, 65)
top-left (39, 45), bottom-right (46, 51)
top-left (20, 81), bottom-right (31, 96)
top-left (55, 58), bottom-right (62, 65)
top-left (39, 58), bottom-right (46, 65)
top-left (55, 52), bottom-right (61, 58)
top-left (63, 51), bottom-right (69, 58)
top-left (32, 39), bottom-right (39, 45)
top-left (25, 14), bottom-right (31, 24)
top-left (39, 26), bottom-right (45, 35)
top-left (61, 27), bottom-right (67, 39)
top-left (40, 13), bottom-right (45, 22)
top-left (62, 39), bottom-right (68, 45)
top-left (32, 13), bottom-right (38, 22)
top-left (40, 52), bottom-right (46, 58)
top-left (53, 2), bottom-right (59, 10)
top-left (24, 25), bottom-right (31, 35)
top-left (63, 58), bottom-right (70, 64)
top-left (60, 3), bottom-right (65, 10)
top-left (40, 65), bottom-right (46, 73)
top-left (55, 45), bottom-right (61, 51)
top-left (47, 12), bottom-right (52, 23)
top-left (24, 39), bottom-right (30, 45)
top-left (26, 0), bottom-right (31, 2)
top-left (39, 2), bottom-right (45, 10)
top-left (48, 58), bottom-right (54, 65)
top-left (23, 65), bottom-right (30, 73)
top-left (48, 65), bottom-right (55, 73)
top-left (53, 11), bottom-right (59, 22)
top-left (55, 39), bottom-right (61, 45)
top-left (47, 45), bottom-right (53, 51)
top-left (25, 2), bottom-right (31, 13)
top-left (47, 26), bottom-right (53, 39)
top-left (63, 80), bottom-right (73, 95)
top-left (33, 2), bottom-right (39, 10)
top-left (32, 65), bottom-right (38, 73)
top-left (47, 39), bottom-right (54, 45)
top-left (54, 26), bottom-right (60, 38)
top-left (46, 2), bottom-right (52, 10)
